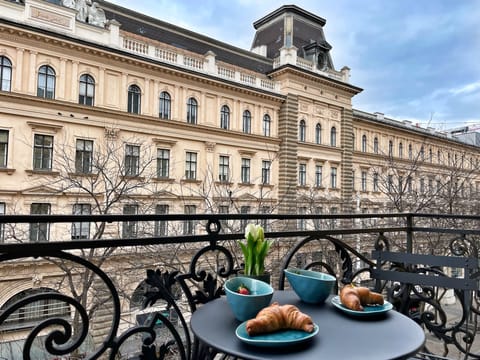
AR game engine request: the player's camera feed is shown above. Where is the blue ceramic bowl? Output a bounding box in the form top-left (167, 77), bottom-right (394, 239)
top-left (284, 268), bottom-right (336, 304)
top-left (224, 277), bottom-right (274, 321)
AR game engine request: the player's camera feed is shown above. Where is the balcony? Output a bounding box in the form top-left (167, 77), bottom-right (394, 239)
top-left (0, 213), bottom-right (479, 359)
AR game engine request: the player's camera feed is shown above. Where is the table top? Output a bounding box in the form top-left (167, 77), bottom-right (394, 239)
top-left (190, 291), bottom-right (425, 360)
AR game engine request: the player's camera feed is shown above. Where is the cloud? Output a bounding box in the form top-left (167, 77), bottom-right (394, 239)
top-left (449, 82), bottom-right (480, 96)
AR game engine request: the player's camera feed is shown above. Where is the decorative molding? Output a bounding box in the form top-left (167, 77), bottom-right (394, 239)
top-left (27, 121), bottom-right (63, 133)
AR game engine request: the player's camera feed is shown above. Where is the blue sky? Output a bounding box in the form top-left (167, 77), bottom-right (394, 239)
top-left (108, 0), bottom-right (480, 130)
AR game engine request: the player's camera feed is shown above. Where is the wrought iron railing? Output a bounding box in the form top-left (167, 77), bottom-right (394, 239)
top-left (0, 213), bottom-right (479, 359)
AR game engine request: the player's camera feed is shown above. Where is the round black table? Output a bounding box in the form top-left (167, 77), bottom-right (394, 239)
top-left (190, 291), bottom-right (425, 360)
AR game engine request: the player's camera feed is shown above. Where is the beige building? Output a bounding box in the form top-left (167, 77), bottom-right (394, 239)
top-left (0, 0), bottom-right (479, 357)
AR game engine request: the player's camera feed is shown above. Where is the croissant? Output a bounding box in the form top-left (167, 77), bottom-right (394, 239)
top-left (340, 285), bottom-right (384, 311)
top-left (245, 302), bottom-right (314, 336)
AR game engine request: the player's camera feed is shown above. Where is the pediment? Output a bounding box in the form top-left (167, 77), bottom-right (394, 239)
top-left (21, 185), bottom-right (62, 196)
top-left (237, 193), bottom-right (258, 202)
top-left (151, 190), bottom-right (178, 200)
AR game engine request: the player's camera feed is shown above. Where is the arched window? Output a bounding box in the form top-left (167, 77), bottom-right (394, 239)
top-left (315, 123), bottom-right (321, 144)
top-left (361, 135), bottom-right (367, 152)
top-left (429, 148), bottom-right (433, 163)
top-left (373, 137), bottom-right (379, 154)
top-left (220, 105), bottom-right (230, 129)
top-left (409, 144), bottom-right (413, 159)
top-left (242, 110), bottom-right (251, 133)
top-left (37, 65), bottom-right (56, 99)
top-left (388, 140), bottom-right (393, 157)
top-left (330, 126), bottom-right (336, 147)
top-left (263, 114), bottom-right (271, 137)
top-left (299, 120), bottom-right (306, 142)
top-left (127, 84), bottom-right (141, 114)
top-left (79, 74), bottom-right (95, 106)
top-left (399, 142), bottom-right (403, 158)
top-left (186, 97), bottom-right (198, 124)
top-left (0, 56), bottom-right (12, 92)
top-left (159, 91), bottom-right (171, 119)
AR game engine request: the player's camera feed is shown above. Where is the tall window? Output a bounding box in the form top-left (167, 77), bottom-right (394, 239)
top-left (219, 155), bottom-right (230, 182)
top-left (298, 207), bottom-right (307, 231)
top-left (298, 163), bottom-right (306, 186)
top-left (261, 160), bottom-right (271, 185)
top-left (388, 140), bottom-right (393, 157)
top-left (220, 105), bottom-right (230, 130)
top-left (263, 114), bottom-right (271, 137)
top-left (241, 158), bottom-right (250, 184)
top-left (388, 175), bottom-right (393, 193)
top-left (30, 203), bottom-right (50, 242)
top-left (315, 165), bottom-right (322, 187)
top-left (315, 123), bottom-right (321, 144)
top-left (157, 149), bottom-right (170, 178)
top-left (420, 178), bottom-right (425, 194)
top-left (420, 146), bottom-right (425, 161)
top-left (186, 97), bottom-right (198, 124)
top-left (159, 91), bottom-right (171, 119)
top-left (361, 135), bottom-right (367, 152)
top-left (79, 74), bottom-right (95, 106)
top-left (373, 137), bottom-right (379, 154)
top-left (373, 172), bottom-right (379, 192)
top-left (0, 56), bottom-right (12, 91)
top-left (408, 144), bottom-right (413, 160)
top-left (330, 167), bottom-right (337, 189)
top-left (75, 139), bottom-right (93, 174)
top-left (37, 65), bottom-right (55, 99)
top-left (123, 204), bottom-right (138, 238)
top-left (240, 206), bottom-right (250, 229)
top-left (155, 204), bottom-right (169, 236)
top-left (72, 203), bottom-right (91, 240)
top-left (330, 127), bottom-right (336, 146)
top-left (125, 145), bottom-right (140, 176)
top-left (299, 120), bottom-right (306, 142)
top-left (361, 171), bottom-right (367, 191)
top-left (243, 110), bottom-right (251, 133)
top-left (0, 130), bottom-right (8, 168)
top-left (185, 152), bottom-right (197, 180)
top-left (33, 134), bottom-right (53, 171)
top-left (183, 205), bottom-right (196, 235)
top-left (399, 142), bottom-right (403, 158)
top-left (0, 202), bottom-right (5, 242)
top-left (127, 85), bottom-right (141, 114)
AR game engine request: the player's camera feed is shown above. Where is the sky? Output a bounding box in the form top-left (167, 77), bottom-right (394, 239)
top-left (107, 0), bottom-right (480, 130)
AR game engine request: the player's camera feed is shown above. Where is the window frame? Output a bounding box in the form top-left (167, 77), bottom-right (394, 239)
top-left (218, 155), bottom-right (230, 182)
top-left (0, 56), bottom-right (12, 92)
top-left (242, 110), bottom-right (251, 134)
top-left (127, 84), bottom-right (141, 114)
top-left (71, 203), bottom-right (91, 240)
top-left (361, 135), bottom-right (367, 152)
top-left (159, 91), bottom-right (171, 119)
top-left (330, 167), bottom-right (337, 189)
top-left (241, 158), bottom-right (250, 184)
top-left (0, 129), bottom-right (8, 168)
top-left (37, 65), bottom-right (56, 99)
top-left (220, 105), bottom-right (230, 130)
top-left (315, 165), bottom-right (322, 187)
top-left (298, 163), bottom-right (306, 186)
top-left (155, 204), bottom-right (169, 236)
top-left (33, 134), bottom-right (53, 171)
top-left (315, 123), bottom-right (322, 144)
top-left (299, 120), bottom-right (306, 142)
top-left (263, 114), bottom-right (271, 137)
top-left (29, 203), bottom-right (50, 242)
top-left (125, 144), bottom-right (140, 176)
top-left (261, 160), bottom-right (271, 185)
top-left (186, 97), bottom-right (198, 124)
top-left (122, 204), bottom-right (139, 238)
top-left (330, 127), bottom-right (337, 147)
top-left (79, 74), bottom-right (95, 106)
top-left (185, 151), bottom-right (197, 180)
top-left (75, 139), bottom-right (93, 174)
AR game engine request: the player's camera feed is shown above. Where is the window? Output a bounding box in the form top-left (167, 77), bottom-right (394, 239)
top-left (75, 139), bottom-right (93, 174)
top-left (330, 167), bottom-right (337, 189)
top-left (315, 123), bottom-right (321, 144)
top-left (159, 91), bottom-right (171, 119)
top-left (261, 160), bottom-right (271, 185)
top-left (299, 120), bottom-right (306, 142)
top-left (79, 74), bottom-right (95, 106)
top-left (420, 178), bottom-right (425, 194)
top-left (261, 206), bottom-right (270, 231)
top-left (30, 203), bottom-right (50, 242)
top-left (155, 204), bottom-right (169, 236)
top-left (420, 146), bottom-right (425, 161)
top-left (0, 130), bottom-right (8, 168)
top-left (186, 97), bottom-right (198, 124)
top-left (399, 142), bottom-right (403, 158)
top-left (33, 134), bottom-right (53, 171)
top-left (127, 85), bottom-right (141, 114)
top-left (298, 163), bottom-right (306, 186)
top-left (407, 176), bottom-right (412, 193)
top-left (185, 152), bottom-right (197, 180)
top-left (388, 140), bottom-right (393, 157)
top-left (373, 172), bottom-right (379, 192)
top-left (330, 127), bottom-right (336, 146)
top-left (388, 175), bottom-right (393, 193)
top-left (241, 158), bottom-right (250, 184)
top-left (243, 110), bottom-right (251, 133)
top-left (315, 165), bottom-right (323, 187)
top-left (219, 155), bottom-right (230, 182)
top-left (0, 202), bottom-right (5, 242)
top-left (298, 207), bottom-right (307, 231)
top-left (408, 144), bottom-right (413, 160)
top-left (183, 205), bottom-right (196, 235)
top-left (263, 114), bottom-right (271, 137)
top-left (429, 148), bottom-right (433, 163)
top-left (72, 203), bottom-right (91, 240)
top-left (373, 137), bottom-right (379, 154)
top-left (123, 204), bottom-right (138, 238)
top-left (0, 56), bottom-right (12, 91)
top-left (361, 171), bottom-right (367, 191)
top-left (361, 135), bottom-right (367, 152)
top-left (37, 65), bottom-right (55, 99)
top-left (156, 149), bottom-right (170, 178)
top-left (220, 105), bottom-right (230, 130)
top-left (240, 205), bottom-right (250, 230)
top-left (125, 145), bottom-right (140, 176)
top-left (352, 170), bottom-right (355, 191)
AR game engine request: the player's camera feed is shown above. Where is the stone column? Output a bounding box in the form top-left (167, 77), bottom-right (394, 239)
top-left (70, 61), bottom-right (79, 101)
top-left (27, 51), bottom-right (37, 95)
top-left (58, 58), bottom-right (67, 100)
top-left (97, 67), bottom-right (105, 106)
top-left (14, 48), bottom-right (24, 92)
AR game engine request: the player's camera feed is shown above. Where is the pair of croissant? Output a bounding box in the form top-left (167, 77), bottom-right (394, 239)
top-left (246, 302), bottom-right (314, 336)
top-left (339, 285), bottom-right (384, 311)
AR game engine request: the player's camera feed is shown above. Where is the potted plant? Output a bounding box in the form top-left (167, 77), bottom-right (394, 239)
top-left (238, 223), bottom-right (272, 283)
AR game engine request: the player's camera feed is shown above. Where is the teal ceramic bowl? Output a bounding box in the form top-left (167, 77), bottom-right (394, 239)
top-left (224, 277), bottom-right (274, 321)
top-left (284, 268), bottom-right (336, 304)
